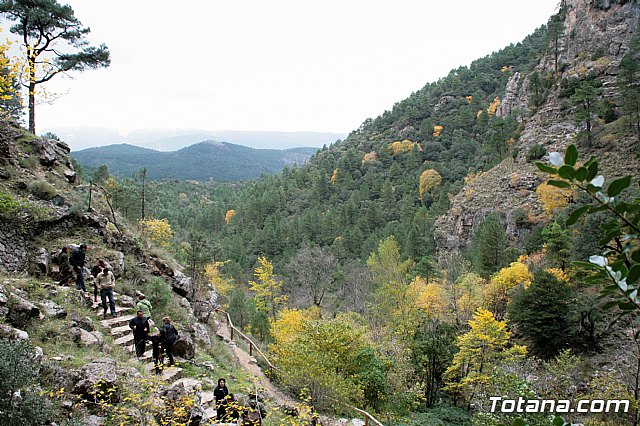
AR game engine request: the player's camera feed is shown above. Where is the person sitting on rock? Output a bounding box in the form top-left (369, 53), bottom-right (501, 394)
top-left (96, 266), bottom-right (116, 318)
top-left (129, 309), bottom-right (150, 358)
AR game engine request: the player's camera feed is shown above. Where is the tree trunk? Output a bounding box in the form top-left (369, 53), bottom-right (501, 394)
top-left (28, 82), bottom-right (36, 134)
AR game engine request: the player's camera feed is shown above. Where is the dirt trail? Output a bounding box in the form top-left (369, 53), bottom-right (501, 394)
top-left (215, 315), bottom-right (344, 426)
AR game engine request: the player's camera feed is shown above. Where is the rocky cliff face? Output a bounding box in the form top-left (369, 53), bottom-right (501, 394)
top-left (434, 0), bottom-right (640, 252)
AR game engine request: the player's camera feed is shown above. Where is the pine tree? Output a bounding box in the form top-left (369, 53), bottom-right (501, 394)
top-left (469, 214), bottom-right (509, 277)
top-left (508, 271), bottom-right (574, 359)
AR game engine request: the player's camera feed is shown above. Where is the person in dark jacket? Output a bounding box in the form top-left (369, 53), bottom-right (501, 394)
top-left (213, 378), bottom-right (229, 420)
top-left (242, 394), bottom-right (267, 426)
top-left (71, 244), bottom-right (88, 292)
top-left (129, 309), bottom-right (150, 358)
top-left (149, 334), bottom-right (163, 375)
top-left (58, 247), bottom-right (72, 286)
top-left (159, 316), bottom-right (178, 366)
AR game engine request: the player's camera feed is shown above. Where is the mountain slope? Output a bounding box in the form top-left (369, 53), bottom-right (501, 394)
top-left (72, 141), bottom-right (318, 181)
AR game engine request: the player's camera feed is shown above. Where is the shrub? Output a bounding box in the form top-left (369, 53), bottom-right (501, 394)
top-left (526, 144), bottom-right (547, 162)
top-left (28, 180), bottom-right (57, 201)
top-left (0, 340), bottom-right (54, 425)
top-left (0, 191), bottom-right (18, 215)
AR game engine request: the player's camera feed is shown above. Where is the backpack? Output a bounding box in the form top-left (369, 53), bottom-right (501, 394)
top-left (163, 324), bottom-right (178, 344)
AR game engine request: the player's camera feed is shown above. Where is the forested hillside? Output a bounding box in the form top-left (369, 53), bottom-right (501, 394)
top-left (97, 1), bottom-right (640, 424)
top-left (3, 0), bottom-right (640, 425)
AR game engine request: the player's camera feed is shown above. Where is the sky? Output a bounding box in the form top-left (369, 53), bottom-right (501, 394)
top-left (15, 0), bottom-right (559, 136)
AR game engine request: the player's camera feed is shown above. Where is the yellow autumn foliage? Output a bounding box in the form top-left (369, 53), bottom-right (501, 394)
top-left (465, 95), bottom-right (473, 102)
top-left (249, 256), bottom-right (287, 320)
top-left (484, 262), bottom-right (533, 317)
top-left (204, 260), bottom-right (232, 299)
top-left (487, 97), bottom-right (501, 115)
top-left (389, 139), bottom-right (420, 155)
top-left (0, 30), bottom-right (19, 103)
top-left (331, 168), bottom-right (339, 185)
top-left (433, 125), bottom-right (444, 137)
top-left (545, 267), bottom-right (570, 283)
top-left (224, 209), bottom-right (236, 224)
top-left (411, 277), bottom-right (447, 320)
top-left (139, 218), bottom-right (173, 248)
top-left (419, 169), bottom-right (442, 199)
top-left (536, 181), bottom-right (572, 214)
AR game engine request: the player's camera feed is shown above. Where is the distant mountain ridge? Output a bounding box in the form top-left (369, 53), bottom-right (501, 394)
top-left (72, 141), bottom-right (318, 181)
top-left (44, 126), bottom-right (346, 151)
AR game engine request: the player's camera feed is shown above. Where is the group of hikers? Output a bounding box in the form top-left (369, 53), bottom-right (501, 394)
top-left (57, 244), bottom-right (178, 372)
top-left (58, 243), bottom-right (116, 318)
top-left (129, 306), bottom-right (179, 374)
top-left (57, 245), bottom-right (270, 424)
top-left (209, 378), bottom-right (266, 426)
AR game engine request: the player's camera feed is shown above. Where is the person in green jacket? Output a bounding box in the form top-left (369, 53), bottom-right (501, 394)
top-left (136, 293), bottom-right (154, 327)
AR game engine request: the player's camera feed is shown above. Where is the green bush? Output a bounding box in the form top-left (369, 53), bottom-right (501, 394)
top-left (28, 180), bottom-right (57, 201)
top-left (0, 340), bottom-right (54, 425)
top-left (0, 191), bottom-right (18, 215)
top-left (526, 144), bottom-right (547, 162)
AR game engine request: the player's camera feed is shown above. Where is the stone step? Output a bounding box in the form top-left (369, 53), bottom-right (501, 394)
top-left (92, 303), bottom-right (130, 314)
top-left (144, 364), bottom-right (184, 381)
top-left (100, 313), bottom-right (135, 329)
top-left (110, 324), bottom-right (132, 339)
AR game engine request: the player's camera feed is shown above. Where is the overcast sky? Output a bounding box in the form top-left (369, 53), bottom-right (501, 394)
top-left (27, 0), bottom-right (559, 135)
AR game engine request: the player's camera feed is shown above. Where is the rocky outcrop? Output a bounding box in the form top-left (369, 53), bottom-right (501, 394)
top-left (435, 0), bottom-right (640, 252)
top-left (7, 292), bottom-right (41, 329)
top-left (0, 323), bottom-right (29, 340)
top-left (34, 247), bottom-right (49, 275)
top-left (0, 223), bottom-right (28, 273)
top-left (39, 299), bottom-right (67, 319)
top-left (192, 323), bottom-right (211, 347)
top-left (72, 358), bottom-right (119, 402)
top-left (173, 331), bottom-right (195, 359)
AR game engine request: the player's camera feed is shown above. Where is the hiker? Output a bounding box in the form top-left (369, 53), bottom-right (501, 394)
top-left (136, 293), bottom-right (154, 327)
top-left (159, 316), bottom-right (178, 366)
top-left (129, 309), bottom-right (150, 358)
top-left (70, 244), bottom-right (88, 292)
top-left (58, 246), bottom-right (72, 286)
top-left (214, 378), bottom-right (229, 420)
top-left (242, 394), bottom-right (266, 426)
top-left (149, 334), bottom-right (163, 375)
top-left (90, 260), bottom-right (102, 302)
top-left (96, 266), bottom-right (116, 318)
top-left (222, 393), bottom-right (241, 423)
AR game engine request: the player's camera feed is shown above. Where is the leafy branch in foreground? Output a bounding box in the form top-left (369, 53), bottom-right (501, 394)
top-left (536, 144), bottom-right (640, 320)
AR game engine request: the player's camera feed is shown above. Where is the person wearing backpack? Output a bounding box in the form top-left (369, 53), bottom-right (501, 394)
top-left (159, 316), bottom-right (178, 366)
top-left (242, 394), bottom-right (266, 426)
top-left (70, 244), bottom-right (88, 292)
